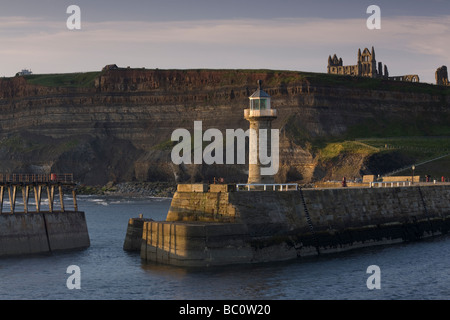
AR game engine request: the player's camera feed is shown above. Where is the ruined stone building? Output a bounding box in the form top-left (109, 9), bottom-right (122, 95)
top-left (327, 46), bottom-right (419, 82)
top-left (436, 66), bottom-right (449, 86)
top-left (328, 47), bottom-right (387, 78)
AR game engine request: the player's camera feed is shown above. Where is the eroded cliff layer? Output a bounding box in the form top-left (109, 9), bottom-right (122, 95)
top-left (0, 68), bottom-right (449, 185)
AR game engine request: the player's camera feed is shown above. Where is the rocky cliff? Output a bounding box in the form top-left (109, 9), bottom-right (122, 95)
top-left (0, 68), bottom-right (449, 186)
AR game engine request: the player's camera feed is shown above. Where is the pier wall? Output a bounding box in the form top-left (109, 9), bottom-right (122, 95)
top-left (123, 217), bottom-right (152, 251)
top-left (0, 211), bottom-right (90, 257)
top-left (166, 186), bottom-right (236, 222)
top-left (136, 184), bottom-right (450, 266)
top-left (140, 221), bottom-right (252, 267)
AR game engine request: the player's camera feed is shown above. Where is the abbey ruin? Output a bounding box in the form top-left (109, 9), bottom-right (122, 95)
top-left (327, 46), bottom-right (419, 82)
top-left (436, 66), bottom-right (449, 86)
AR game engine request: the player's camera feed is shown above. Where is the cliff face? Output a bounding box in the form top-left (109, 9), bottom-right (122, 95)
top-left (0, 69), bottom-right (449, 185)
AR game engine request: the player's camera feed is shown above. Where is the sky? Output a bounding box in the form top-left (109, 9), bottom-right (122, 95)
top-left (0, 0), bottom-right (449, 83)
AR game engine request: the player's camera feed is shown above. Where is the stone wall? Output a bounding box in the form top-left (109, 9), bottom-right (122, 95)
top-left (166, 186), bottom-right (236, 222)
top-left (44, 211), bottom-right (90, 251)
top-left (382, 176), bottom-right (420, 182)
top-left (123, 217), bottom-right (153, 251)
top-left (0, 211), bottom-right (90, 257)
top-left (137, 184), bottom-right (450, 266)
top-left (0, 214), bottom-right (49, 256)
top-left (140, 221), bottom-right (252, 267)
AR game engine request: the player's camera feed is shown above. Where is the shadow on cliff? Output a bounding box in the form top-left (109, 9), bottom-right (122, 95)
top-left (51, 135), bottom-right (143, 186)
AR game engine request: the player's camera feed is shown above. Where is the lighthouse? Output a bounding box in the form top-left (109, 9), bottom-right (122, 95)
top-left (244, 80), bottom-right (278, 184)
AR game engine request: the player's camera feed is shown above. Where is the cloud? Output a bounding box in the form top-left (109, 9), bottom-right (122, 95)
top-left (0, 15), bottom-right (449, 83)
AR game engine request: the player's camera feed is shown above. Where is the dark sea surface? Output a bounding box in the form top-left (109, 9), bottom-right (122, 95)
top-left (1, 195), bottom-right (450, 300)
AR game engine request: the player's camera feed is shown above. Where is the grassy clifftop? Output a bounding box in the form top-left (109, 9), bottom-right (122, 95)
top-left (23, 71), bottom-right (101, 88)
top-left (19, 68), bottom-right (450, 96)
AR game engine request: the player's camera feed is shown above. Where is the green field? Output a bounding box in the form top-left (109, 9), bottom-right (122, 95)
top-left (357, 136), bottom-right (450, 159)
top-left (317, 140), bottom-right (377, 162)
top-left (23, 71), bottom-right (101, 88)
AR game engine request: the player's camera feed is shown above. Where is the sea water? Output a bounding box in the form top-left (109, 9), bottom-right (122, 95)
top-left (0, 195), bottom-right (450, 300)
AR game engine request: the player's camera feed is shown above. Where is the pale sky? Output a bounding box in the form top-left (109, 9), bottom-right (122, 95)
top-left (1, 0), bottom-right (449, 83)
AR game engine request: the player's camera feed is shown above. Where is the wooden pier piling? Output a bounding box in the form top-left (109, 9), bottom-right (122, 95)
top-left (0, 174), bottom-right (78, 214)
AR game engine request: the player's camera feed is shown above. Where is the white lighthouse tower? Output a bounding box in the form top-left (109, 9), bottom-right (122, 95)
top-left (244, 80), bottom-right (278, 184)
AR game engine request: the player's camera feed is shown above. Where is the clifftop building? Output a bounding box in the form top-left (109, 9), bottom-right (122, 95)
top-left (328, 47), bottom-right (388, 79)
top-left (15, 69), bottom-right (32, 76)
top-left (436, 66), bottom-right (449, 86)
top-left (327, 46), bottom-right (419, 83)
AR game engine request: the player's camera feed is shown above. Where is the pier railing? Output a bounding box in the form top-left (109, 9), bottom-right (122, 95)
top-left (236, 183), bottom-right (298, 191)
top-left (369, 181), bottom-right (450, 188)
top-left (0, 173), bottom-right (74, 184)
top-left (369, 181), bottom-right (412, 188)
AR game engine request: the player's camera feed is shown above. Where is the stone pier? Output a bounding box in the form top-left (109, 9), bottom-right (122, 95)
top-left (0, 211), bottom-right (90, 257)
top-left (0, 173), bottom-right (90, 257)
top-left (125, 183), bottom-right (450, 267)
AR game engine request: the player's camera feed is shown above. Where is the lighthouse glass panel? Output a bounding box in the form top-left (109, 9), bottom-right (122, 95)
top-left (250, 98), bottom-right (269, 110)
top-left (250, 99), bottom-right (258, 110)
top-left (259, 99), bottom-right (267, 110)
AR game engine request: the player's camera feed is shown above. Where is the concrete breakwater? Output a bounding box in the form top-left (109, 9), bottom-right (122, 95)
top-left (124, 183), bottom-right (450, 267)
top-left (0, 211), bottom-right (90, 257)
top-left (0, 175), bottom-right (90, 257)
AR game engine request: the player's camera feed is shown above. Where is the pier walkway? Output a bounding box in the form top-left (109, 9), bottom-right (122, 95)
top-left (0, 173), bottom-right (78, 214)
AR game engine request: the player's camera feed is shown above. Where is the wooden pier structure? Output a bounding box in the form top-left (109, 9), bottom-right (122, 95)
top-left (0, 173), bottom-right (78, 214)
